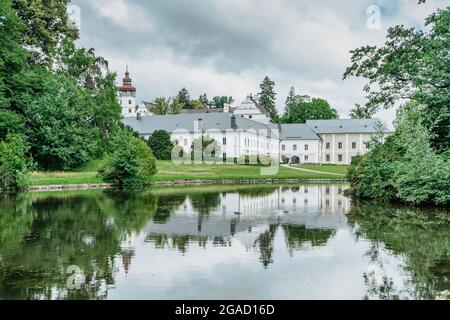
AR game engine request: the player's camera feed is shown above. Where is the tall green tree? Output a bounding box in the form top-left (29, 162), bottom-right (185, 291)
top-left (168, 97), bottom-right (183, 114)
top-left (0, 0), bottom-right (31, 111)
top-left (0, 133), bottom-right (33, 191)
top-left (285, 87), bottom-right (296, 112)
top-left (199, 93), bottom-right (209, 107)
top-left (343, 7), bottom-right (450, 152)
top-left (11, 0), bottom-right (79, 64)
top-left (1, 1), bottom-right (122, 170)
top-left (147, 130), bottom-right (174, 160)
top-left (0, 110), bottom-right (25, 140)
top-left (281, 97), bottom-right (338, 124)
top-left (258, 76), bottom-right (279, 122)
top-left (149, 97), bottom-right (170, 115)
top-left (176, 87), bottom-right (192, 109)
top-left (210, 96), bottom-right (234, 109)
top-left (350, 104), bottom-right (375, 119)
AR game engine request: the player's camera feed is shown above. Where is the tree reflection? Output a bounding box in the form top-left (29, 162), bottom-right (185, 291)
top-left (0, 190), bottom-right (158, 300)
top-left (282, 225), bottom-right (335, 255)
top-left (348, 202), bottom-right (450, 300)
top-left (254, 225), bottom-right (278, 268)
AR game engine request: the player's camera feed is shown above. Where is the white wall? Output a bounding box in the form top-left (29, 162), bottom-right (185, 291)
top-left (280, 140), bottom-right (320, 164)
top-left (167, 129), bottom-right (279, 160)
top-left (119, 91), bottom-right (136, 117)
top-left (319, 133), bottom-right (373, 165)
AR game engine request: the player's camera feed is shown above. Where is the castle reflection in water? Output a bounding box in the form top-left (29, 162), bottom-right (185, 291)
top-left (141, 185), bottom-right (351, 254)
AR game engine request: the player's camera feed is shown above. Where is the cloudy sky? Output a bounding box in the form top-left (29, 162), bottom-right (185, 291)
top-left (71, 0), bottom-right (447, 125)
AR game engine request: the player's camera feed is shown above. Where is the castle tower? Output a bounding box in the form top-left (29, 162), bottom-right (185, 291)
top-left (118, 66), bottom-right (137, 117)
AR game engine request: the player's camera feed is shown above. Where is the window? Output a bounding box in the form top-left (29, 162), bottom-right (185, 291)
top-left (128, 109), bottom-right (132, 113)
top-left (338, 154), bottom-right (343, 162)
top-left (326, 154), bottom-right (330, 162)
top-left (129, 100), bottom-right (132, 105)
top-left (174, 140), bottom-right (179, 145)
top-left (249, 115), bottom-right (253, 119)
top-left (223, 153), bottom-right (227, 161)
top-left (184, 138), bottom-right (188, 146)
top-left (352, 142), bottom-right (357, 149)
top-left (282, 145), bottom-right (286, 151)
top-left (326, 142), bottom-right (330, 149)
top-left (305, 144), bottom-right (309, 151)
top-left (338, 142), bottom-right (343, 149)
top-left (223, 138), bottom-right (227, 145)
top-left (304, 155), bottom-right (309, 162)
top-left (293, 145), bottom-right (297, 151)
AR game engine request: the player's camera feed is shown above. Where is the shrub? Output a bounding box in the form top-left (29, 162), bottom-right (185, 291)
top-left (147, 130), bottom-right (174, 160)
top-left (0, 134), bottom-right (34, 191)
top-left (99, 132), bottom-right (157, 186)
top-left (346, 103), bottom-right (450, 206)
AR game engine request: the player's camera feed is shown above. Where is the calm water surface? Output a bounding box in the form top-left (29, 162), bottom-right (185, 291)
top-left (0, 184), bottom-right (448, 300)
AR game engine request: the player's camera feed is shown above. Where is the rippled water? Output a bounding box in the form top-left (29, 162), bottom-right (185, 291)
top-left (0, 184), bottom-right (448, 300)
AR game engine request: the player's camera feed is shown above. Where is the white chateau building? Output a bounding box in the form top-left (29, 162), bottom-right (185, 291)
top-left (119, 69), bottom-right (388, 165)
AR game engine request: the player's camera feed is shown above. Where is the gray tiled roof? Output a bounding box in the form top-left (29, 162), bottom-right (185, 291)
top-left (181, 108), bottom-right (225, 114)
top-left (306, 119), bottom-right (386, 134)
top-left (279, 124), bottom-right (321, 140)
top-left (123, 113), bottom-right (276, 137)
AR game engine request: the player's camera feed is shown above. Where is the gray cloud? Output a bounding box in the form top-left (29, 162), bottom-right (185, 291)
top-left (72, 0), bottom-right (447, 124)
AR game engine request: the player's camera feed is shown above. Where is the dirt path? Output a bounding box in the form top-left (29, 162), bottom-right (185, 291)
top-left (281, 165), bottom-right (346, 177)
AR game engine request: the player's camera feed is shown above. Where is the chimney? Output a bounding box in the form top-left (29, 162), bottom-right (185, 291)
top-left (137, 112), bottom-right (142, 120)
top-left (231, 115), bottom-right (237, 129)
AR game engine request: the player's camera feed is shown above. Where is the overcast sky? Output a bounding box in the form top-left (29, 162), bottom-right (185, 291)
top-left (70, 0), bottom-right (447, 125)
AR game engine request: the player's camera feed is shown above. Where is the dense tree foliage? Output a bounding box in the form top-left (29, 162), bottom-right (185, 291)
top-left (149, 97), bottom-right (183, 115)
top-left (0, 0), bottom-right (122, 173)
top-left (11, 0), bottom-right (79, 64)
top-left (344, 7), bottom-right (450, 153)
top-left (147, 130), bottom-right (174, 160)
top-left (210, 96), bottom-right (234, 109)
top-left (176, 87), bottom-right (192, 109)
top-left (281, 95), bottom-right (338, 124)
top-left (349, 104), bottom-right (375, 119)
top-left (258, 76), bottom-right (279, 122)
top-left (345, 6), bottom-right (450, 206)
top-left (99, 132), bottom-right (157, 186)
top-left (347, 103), bottom-right (450, 206)
top-left (0, 134), bottom-right (33, 190)
top-left (0, 110), bottom-right (25, 140)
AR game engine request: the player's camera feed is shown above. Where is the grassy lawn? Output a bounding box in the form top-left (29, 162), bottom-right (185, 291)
top-left (30, 160), bottom-right (349, 186)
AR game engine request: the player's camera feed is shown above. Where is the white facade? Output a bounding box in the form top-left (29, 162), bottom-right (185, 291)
top-left (232, 94), bottom-right (272, 124)
top-left (318, 133), bottom-right (372, 165)
top-left (118, 68), bottom-right (151, 118)
top-left (280, 140), bottom-right (321, 164)
top-left (168, 129), bottom-right (280, 160)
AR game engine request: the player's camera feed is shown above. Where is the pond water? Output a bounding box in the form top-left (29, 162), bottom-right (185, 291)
top-left (0, 184), bottom-right (448, 300)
